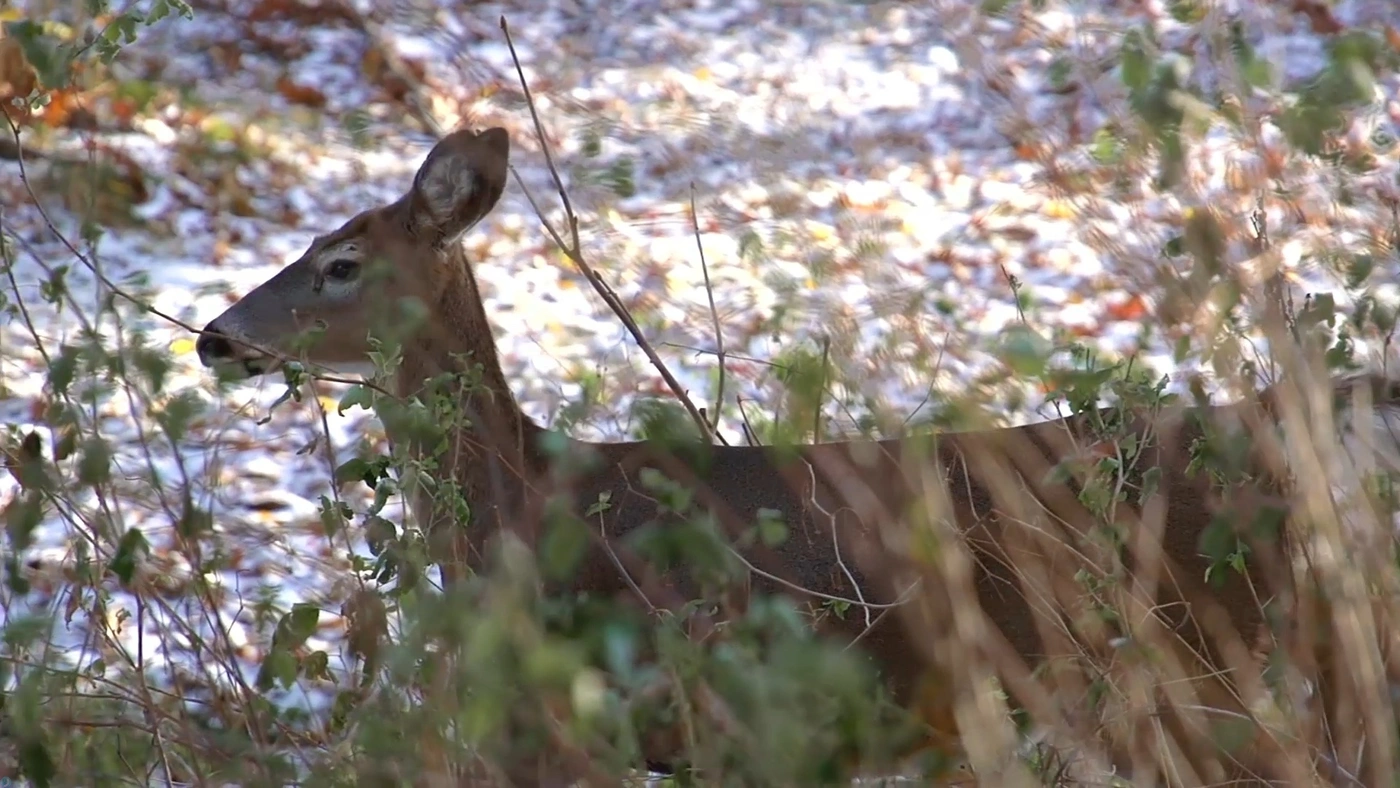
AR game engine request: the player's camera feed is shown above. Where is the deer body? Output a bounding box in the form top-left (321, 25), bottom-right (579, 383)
top-left (197, 127), bottom-right (1358, 783)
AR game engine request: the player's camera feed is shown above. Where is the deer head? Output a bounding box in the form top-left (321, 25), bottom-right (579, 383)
top-left (195, 127), bottom-right (511, 380)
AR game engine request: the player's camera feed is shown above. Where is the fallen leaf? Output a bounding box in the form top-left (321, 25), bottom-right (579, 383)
top-left (276, 74), bottom-right (327, 109)
top-left (1042, 199), bottom-right (1076, 219)
top-left (1107, 294), bottom-right (1148, 321)
top-left (1293, 0), bottom-right (1343, 34)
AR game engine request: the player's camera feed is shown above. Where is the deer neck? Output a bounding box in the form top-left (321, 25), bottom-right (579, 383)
top-left (387, 251), bottom-right (547, 474)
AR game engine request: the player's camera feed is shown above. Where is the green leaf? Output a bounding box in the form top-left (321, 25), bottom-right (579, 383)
top-left (364, 515), bottom-right (396, 556)
top-left (1172, 334), bottom-right (1192, 364)
top-left (177, 493), bottom-right (213, 538)
top-left (334, 457), bottom-right (371, 487)
top-left (738, 229), bottom-right (764, 261)
top-left (77, 437), bottom-right (112, 486)
top-left (1139, 466), bottom-right (1162, 505)
top-left (6, 19), bottom-right (74, 90)
top-left (47, 345), bottom-right (81, 394)
top-left (304, 650), bottom-right (330, 680)
top-left (1198, 514), bottom-right (1241, 581)
top-left (540, 515), bottom-right (590, 581)
top-left (108, 528), bottom-right (150, 586)
top-left (5, 497), bottom-right (43, 559)
top-left (285, 603), bottom-right (320, 645)
top-left (156, 390), bottom-right (203, 442)
top-left (1345, 253), bottom-right (1375, 289)
top-left (1298, 292), bottom-right (1338, 331)
top-left (258, 648), bottom-right (298, 691)
top-left (585, 490), bottom-right (613, 518)
top-left (606, 158), bottom-right (636, 198)
top-left (523, 641), bottom-right (586, 688)
top-left (1090, 127), bottom-right (1123, 165)
top-left (1240, 58), bottom-right (1273, 90)
top-left (260, 365), bottom-right (306, 421)
top-left (337, 384), bottom-right (374, 414)
top-left (1120, 30), bottom-right (1152, 92)
top-left (19, 735), bottom-right (56, 788)
top-left (757, 508), bottom-right (788, 547)
top-left (318, 496), bottom-right (350, 538)
top-left (996, 324), bottom-right (1051, 377)
top-left (1227, 20), bottom-right (1254, 63)
top-left (40, 264), bottom-right (69, 305)
top-left (580, 127), bottom-right (602, 157)
top-left (1168, 0), bottom-right (1204, 23)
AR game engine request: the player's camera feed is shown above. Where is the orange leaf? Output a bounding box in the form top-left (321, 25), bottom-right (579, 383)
top-left (276, 75), bottom-right (327, 109)
top-left (38, 88), bottom-right (79, 127)
top-left (0, 36), bottom-right (37, 102)
top-left (1107, 294), bottom-right (1148, 321)
top-left (111, 96), bottom-right (138, 124)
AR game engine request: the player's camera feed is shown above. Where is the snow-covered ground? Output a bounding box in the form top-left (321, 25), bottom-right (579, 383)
top-left (2, 0), bottom-right (1400, 735)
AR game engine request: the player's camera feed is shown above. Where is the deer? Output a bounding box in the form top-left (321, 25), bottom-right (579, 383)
top-left (195, 126), bottom-right (1400, 785)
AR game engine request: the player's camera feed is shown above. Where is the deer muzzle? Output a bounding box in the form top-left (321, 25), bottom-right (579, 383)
top-left (195, 321), bottom-right (277, 378)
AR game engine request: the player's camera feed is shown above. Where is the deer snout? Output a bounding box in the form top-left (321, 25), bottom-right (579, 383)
top-left (196, 322), bottom-right (274, 377)
top-left (194, 327), bottom-right (232, 365)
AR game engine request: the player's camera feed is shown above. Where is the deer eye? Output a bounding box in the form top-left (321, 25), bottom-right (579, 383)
top-left (324, 259), bottom-right (360, 281)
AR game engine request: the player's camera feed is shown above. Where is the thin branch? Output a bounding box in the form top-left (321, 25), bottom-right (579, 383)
top-left (1000, 263), bottom-right (1028, 325)
top-left (722, 540), bottom-right (917, 613)
top-left (659, 341), bottom-right (774, 368)
top-left (340, 3), bottom-right (445, 138)
top-left (735, 395), bottom-right (763, 447)
top-left (901, 332), bottom-right (951, 433)
top-left (498, 14), bottom-right (721, 444)
top-left (815, 334), bottom-right (830, 441)
top-left (689, 184), bottom-right (726, 442)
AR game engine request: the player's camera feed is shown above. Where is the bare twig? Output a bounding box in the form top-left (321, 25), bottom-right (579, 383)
top-left (689, 184), bottom-right (727, 442)
top-left (1252, 200), bottom-right (1292, 387)
top-left (498, 15), bottom-right (722, 444)
top-left (815, 334), bottom-right (830, 440)
top-left (339, 3), bottom-right (445, 138)
top-left (1000, 263), bottom-right (1028, 325)
top-left (721, 539), bottom-right (917, 613)
top-left (735, 395), bottom-right (763, 447)
top-left (902, 333), bottom-right (952, 433)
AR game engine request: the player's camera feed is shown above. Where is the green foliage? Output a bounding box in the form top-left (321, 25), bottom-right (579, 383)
top-left (4, 0), bottom-right (192, 91)
top-left (1282, 32), bottom-right (1398, 155)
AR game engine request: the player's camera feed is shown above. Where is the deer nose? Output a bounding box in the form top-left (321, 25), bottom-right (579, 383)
top-left (195, 329), bottom-right (236, 367)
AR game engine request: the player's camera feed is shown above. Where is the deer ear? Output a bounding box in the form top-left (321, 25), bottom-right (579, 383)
top-left (409, 127), bottom-right (510, 243)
